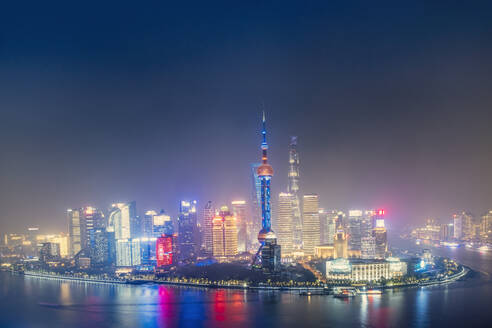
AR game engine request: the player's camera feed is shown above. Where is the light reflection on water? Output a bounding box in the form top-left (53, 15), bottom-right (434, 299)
top-left (2, 240), bottom-right (492, 327)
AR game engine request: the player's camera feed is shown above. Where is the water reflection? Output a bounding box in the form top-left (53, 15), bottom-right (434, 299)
top-left (158, 286), bottom-right (177, 327)
top-left (415, 289), bottom-right (429, 327)
top-left (1, 261), bottom-right (492, 328)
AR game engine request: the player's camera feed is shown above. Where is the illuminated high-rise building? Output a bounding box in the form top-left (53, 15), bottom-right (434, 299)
top-left (302, 194), bottom-right (320, 256)
top-left (372, 209), bottom-right (386, 229)
top-left (453, 213), bottom-right (462, 240)
top-left (142, 210), bottom-right (157, 238)
top-left (461, 211), bottom-right (474, 239)
top-left (348, 210), bottom-right (363, 251)
top-left (481, 210), bottom-right (492, 239)
top-left (109, 202), bottom-right (136, 240)
top-left (116, 238), bottom-right (141, 267)
top-left (319, 209), bottom-right (328, 244)
top-left (156, 234), bottom-right (173, 267)
top-left (212, 206), bottom-right (238, 258)
top-left (287, 136), bottom-right (302, 248)
top-left (177, 200), bottom-right (198, 262)
top-left (203, 201), bottom-right (214, 255)
top-left (320, 210), bottom-right (339, 245)
top-left (251, 163), bottom-right (262, 248)
top-left (68, 208), bottom-right (82, 257)
top-left (255, 112), bottom-right (281, 273)
top-left (153, 210), bottom-right (172, 237)
top-left (373, 218), bottom-right (388, 259)
top-left (231, 200), bottom-right (248, 253)
top-left (334, 225), bottom-right (348, 259)
top-left (361, 211), bottom-right (374, 238)
top-left (277, 193), bottom-right (294, 256)
top-left (92, 228), bottom-right (109, 266)
top-left (40, 242), bottom-right (60, 263)
top-left (441, 223), bottom-right (454, 241)
top-left (361, 236), bottom-right (376, 259)
top-left (80, 206), bottom-right (105, 252)
top-left (26, 227), bottom-right (39, 258)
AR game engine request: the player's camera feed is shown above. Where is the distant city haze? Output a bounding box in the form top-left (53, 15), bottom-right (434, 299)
top-left (1, 1), bottom-right (492, 233)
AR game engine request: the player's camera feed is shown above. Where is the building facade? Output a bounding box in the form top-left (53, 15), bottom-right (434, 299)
top-left (177, 200), bottom-right (198, 262)
top-left (156, 234), bottom-right (173, 267)
top-left (302, 194), bottom-right (320, 256)
top-left (203, 201), bottom-right (214, 255)
top-left (361, 236), bottom-right (376, 259)
top-left (212, 206), bottom-right (238, 258)
top-left (348, 210), bottom-right (363, 251)
top-left (287, 136), bottom-right (302, 248)
top-left (277, 192), bottom-right (294, 256)
top-left (68, 208), bottom-right (82, 257)
top-left (116, 238), bottom-right (141, 267)
top-left (373, 226), bottom-right (388, 259)
top-left (231, 200), bottom-right (248, 253)
top-left (326, 258), bottom-right (407, 282)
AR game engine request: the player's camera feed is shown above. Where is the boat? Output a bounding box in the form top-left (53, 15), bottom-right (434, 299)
top-left (358, 289), bottom-right (383, 295)
top-left (333, 288), bottom-right (357, 298)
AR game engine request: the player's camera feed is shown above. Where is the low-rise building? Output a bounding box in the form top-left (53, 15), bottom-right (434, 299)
top-left (326, 258), bottom-right (407, 282)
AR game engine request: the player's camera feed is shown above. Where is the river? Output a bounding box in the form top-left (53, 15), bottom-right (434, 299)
top-left (1, 238), bottom-right (492, 327)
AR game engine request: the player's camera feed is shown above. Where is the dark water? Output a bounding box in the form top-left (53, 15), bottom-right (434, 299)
top-left (2, 242), bottom-right (492, 327)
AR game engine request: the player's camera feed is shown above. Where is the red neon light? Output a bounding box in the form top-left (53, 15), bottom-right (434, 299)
top-left (156, 235), bottom-right (173, 267)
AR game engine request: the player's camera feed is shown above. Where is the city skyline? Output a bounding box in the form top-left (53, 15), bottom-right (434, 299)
top-left (2, 1), bottom-right (492, 234)
top-left (2, 2), bottom-right (492, 327)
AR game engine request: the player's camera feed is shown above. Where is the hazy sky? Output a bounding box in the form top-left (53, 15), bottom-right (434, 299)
top-left (1, 1), bottom-right (491, 233)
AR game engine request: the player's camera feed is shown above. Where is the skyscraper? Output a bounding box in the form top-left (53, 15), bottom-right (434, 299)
top-left (481, 210), bottom-right (492, 238)
top-left (203, 201), bottom-right (214, 255)
top-left (320, 210), bottom-right (339, 245)
top-left (361, 211), bottom-right (374, 239)
top-left (40, 242), bottom-right (60, 263)
top-left (251, 163), bottom-right (262, 248)
top-left (212, 206), bottom-right (238, 258)
top-left (177, 200), bottom-right (198, 263)
top-left (453, 213), bottom-right (462, 240)
top-left (287, 136), bottom-right (302, 248)
top-left (142, 210), bottom-right (157, 238)
top-left (68, 208), bottom-right (82, 257)
top-left (461, 211), bottom-right (474, 240)
top-left (361, 236), bottom-right (376, 259)
top-left (152, 210), bottom-right (172, 237)
top-left (326, 213), bottom-right (337, 245)
top-left (80, 206), bottom-right (104, 252)
top-left (231, 200), bottom-right (248, 253)
top-left (26, 227), bottom-right (39, 258)
top-left (373, 220), bottom-right (388, 259)
top-left (333, 225), bottom-right (348, 259)
top-left (302, 194), bottom-right (320, 256)
top-left (156, 234), bottom-right (173, 267)
top-left (348, 210), bottom-right (363, 251)
top-left (92, 228), bottom-right (109, 266)
top-left (255, 112), bottom-right (281, 273)
top-left (116, 238), bottom-right (141, 267)
top-left (109, 202), bottom-right (135, 240)
top-left (277, 192), bottom-right (294, 256)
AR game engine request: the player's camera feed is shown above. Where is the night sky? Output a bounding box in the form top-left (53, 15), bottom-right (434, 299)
top-left (1, 1), bottom-right (492, 233)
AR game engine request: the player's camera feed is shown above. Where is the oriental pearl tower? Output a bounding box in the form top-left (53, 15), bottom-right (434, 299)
top-left (253, 112), bottom-right (279, 266)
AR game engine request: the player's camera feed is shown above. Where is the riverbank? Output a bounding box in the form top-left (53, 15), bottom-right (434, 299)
top-left (23, 271), bottom-right (127, 285)
top-left (18, 264), bottom-right (470, 291)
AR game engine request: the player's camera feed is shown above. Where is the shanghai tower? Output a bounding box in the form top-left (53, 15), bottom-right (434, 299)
top-left (288, 136), bottom-right (302, 248)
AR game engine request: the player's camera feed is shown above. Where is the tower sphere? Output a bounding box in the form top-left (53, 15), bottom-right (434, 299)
top-left (257, 163), bottom-right (274, 177)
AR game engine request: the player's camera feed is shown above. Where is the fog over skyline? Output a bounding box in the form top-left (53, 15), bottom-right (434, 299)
top-left (1, 1), bottom-right (492, 233)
